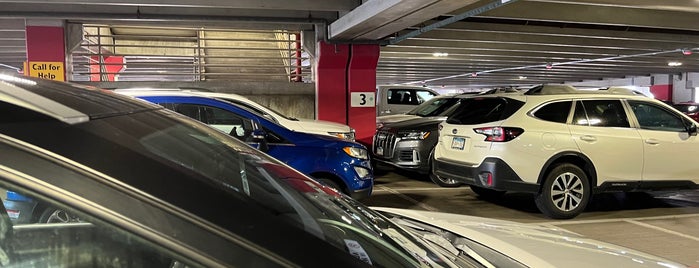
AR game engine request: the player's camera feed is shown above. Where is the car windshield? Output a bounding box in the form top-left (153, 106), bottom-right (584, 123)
top-left (0, 77), bottom-right (456, 267)
top-left (126, 114), bottom-right (454, 267)
top-left (217, 97), bottom-right (299, 121)
top-left (407, 97), bottom-right (461, 117)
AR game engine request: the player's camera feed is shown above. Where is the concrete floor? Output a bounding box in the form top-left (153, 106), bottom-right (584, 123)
top-left (361, 168), bottom-right (699, 266)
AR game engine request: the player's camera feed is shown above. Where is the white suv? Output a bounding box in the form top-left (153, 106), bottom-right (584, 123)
top-left (432, 85), bottom-right (699, 219)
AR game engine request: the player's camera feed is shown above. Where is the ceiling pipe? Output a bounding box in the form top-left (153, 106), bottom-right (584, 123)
top-left (405, 47), bottom-right (699, 85)
top-left (386, 0), bottom-right (519, 45)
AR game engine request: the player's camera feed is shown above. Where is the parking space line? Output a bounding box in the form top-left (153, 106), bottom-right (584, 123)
top-left (624, 219), bottom-right (699, 242)
top-left (539, 213), bottom-right (699, 226)
top-left (373, 186), bottom-right (465, 192)
top-left (376, 185), bottom-right (441, 212)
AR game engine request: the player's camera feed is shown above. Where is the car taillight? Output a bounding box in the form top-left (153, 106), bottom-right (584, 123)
top-left (473, 127), bottom-right (524, 142)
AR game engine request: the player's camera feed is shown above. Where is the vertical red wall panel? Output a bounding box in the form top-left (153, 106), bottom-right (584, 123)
top-left (650, 84), bottom-right (672, 101)
top-left (25, 26), bottom-right (66, 81)
top-left (25, 26), bottom-right (65, 62)
top-left (347, 44), bottom-right (380, 146)
top-left (315, 42), bottom-right (350, 124)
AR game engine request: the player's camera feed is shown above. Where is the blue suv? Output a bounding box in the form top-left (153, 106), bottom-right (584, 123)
top-left (122, 91), bottom-right (374, 200)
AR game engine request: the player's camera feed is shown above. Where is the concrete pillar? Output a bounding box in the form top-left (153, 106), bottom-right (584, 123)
top-left (25, 20), bottom-right (66, 81)
top-left (347, 44), bottom-right (379, 146)
top-left (315, 41), bottom-right (379, 146)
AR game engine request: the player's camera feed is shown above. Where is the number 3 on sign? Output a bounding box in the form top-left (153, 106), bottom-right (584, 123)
top-left (351, 92), bottom-right (375, 107)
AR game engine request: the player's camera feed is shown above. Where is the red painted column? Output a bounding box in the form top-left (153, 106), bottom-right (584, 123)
top-left (347, 44), bottom-right (380, 146)
top-left (650, 84), bottom-right (673, 101)
top-left (25, 24), bottom-right (66, 81)
top-left (316, 42), bottom-right (350, 124)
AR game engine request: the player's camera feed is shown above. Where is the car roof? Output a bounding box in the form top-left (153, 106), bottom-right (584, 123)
top-left (0, 74), bottom-right (159, 124)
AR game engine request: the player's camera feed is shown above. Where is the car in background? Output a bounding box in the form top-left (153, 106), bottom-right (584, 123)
top-left (433, 84), bottom-right (699, 219)
top-left (376, 85), bottom-right (439, 116)
top-left (673, 102), bottom-right (699, 122)
top-left (0, 74), bottom-right (687, 268)
top-left (118, 91), bottom-right (373, 199)
top-left (373, 90), bottom-right (518, 187)
top-left (117, 88), bottom-right (356, 141)
top-left (376, 94), bottom-right (464, 129)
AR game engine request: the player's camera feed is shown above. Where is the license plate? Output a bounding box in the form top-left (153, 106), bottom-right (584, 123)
top-left (376, 147), bottom-right (384, 155)
top-left (451, 137), bottom-right (465, 150)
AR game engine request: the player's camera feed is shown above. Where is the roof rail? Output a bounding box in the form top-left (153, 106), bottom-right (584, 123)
top-left (599, 87), bottom-right (649, 97)
top-left (523, 84), bottom-right (579, 95)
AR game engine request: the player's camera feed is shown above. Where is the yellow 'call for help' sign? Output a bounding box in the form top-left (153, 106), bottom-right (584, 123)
top-left (28, 62), bottom-right (65, 81)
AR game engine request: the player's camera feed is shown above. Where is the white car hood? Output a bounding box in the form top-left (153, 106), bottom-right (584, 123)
top-left (373, 207), bottom-right (685, 268)
top-left (377, 114), bottom-right (420, 125)
top-left (287, 118), bottom-right (352, 133)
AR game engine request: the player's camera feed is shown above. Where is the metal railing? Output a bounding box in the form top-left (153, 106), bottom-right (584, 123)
top-left (70, 25), bottom-right (311, 82)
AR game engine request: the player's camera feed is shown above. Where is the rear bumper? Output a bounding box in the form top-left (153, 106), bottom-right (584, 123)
top-left (433, 157), bottom-right (539, 193)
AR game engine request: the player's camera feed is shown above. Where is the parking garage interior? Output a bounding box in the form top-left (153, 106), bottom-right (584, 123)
top-left (1, 0), bottom-right (699, 266)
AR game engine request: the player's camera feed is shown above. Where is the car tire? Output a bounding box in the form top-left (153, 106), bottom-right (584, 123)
top-left (429, 149), bottom-right (461, 188)
top-left (469, 185), bottom-right (506, 198)
top-left (38, 207), bottom-right (80, 223)
top-left (317, 178), bottom-right (344, 194)
top-left (535, 163), bottom-right (590, 219)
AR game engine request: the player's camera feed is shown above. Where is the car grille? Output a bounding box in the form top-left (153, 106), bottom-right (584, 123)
top-left (398, 150), bottom-right (417, 162)
top-left (373, 130), bottom-right (396, 158)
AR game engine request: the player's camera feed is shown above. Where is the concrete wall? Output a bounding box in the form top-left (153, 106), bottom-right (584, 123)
top-left (80, 80), bottom-right (316, 119)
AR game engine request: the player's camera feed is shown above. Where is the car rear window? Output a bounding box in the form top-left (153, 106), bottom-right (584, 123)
top-left (445, 97), bottom-right (524, 125)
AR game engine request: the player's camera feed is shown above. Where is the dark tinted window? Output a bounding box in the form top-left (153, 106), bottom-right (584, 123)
top-left (630, 101), bottom-right (687, 132)
top-left (533, 101), bottom-right (571, 123)
top-left (574, 100), bottom-right (629, 127)
top-left (446, 97), bottom-right (525, 125)
top-left (408, 97), bottom-right (460, 117)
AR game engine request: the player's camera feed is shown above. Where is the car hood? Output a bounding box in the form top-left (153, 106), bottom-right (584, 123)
top-left (373, 207), bottom-right (685, 268)
top-left (380, 116), bottom-right (446, 131)
top-left (377, 114), bottom-right (421, 124)
top-left (286, 118), bottom-right (352, 133)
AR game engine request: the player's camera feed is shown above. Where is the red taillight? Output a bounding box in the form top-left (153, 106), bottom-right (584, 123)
top-left (473, 127), bottom-right (524, 142)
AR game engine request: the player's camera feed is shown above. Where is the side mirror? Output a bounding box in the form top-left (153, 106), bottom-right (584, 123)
top-left (251, 129), bottom-right (269, 152)
top-left (688, 124), bottom-right (698, 136)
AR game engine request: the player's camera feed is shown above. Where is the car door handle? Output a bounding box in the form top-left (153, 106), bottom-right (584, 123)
top-left (580, 135), bottom-right (597, 142)
top-left (645, 138), bottom-right (659, 145)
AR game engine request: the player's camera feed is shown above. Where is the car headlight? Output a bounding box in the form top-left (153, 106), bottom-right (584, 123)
top-left (343, 146), bottom-right (368, 160)
top-left (330, 131), bottom-right (355, 141)
top-left (353, 166), bottom-right (371, 179)
top-left (397, 131), bottom-right (431, 140)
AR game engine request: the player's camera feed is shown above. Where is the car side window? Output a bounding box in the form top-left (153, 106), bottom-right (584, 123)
top-left (629, 101), bottom-right (687, 132)
top-left (533, 101), bottom-right (572, 123)
top-left (415, 90), bottom-right (437, 104)
top-left (0, 185), bottom-right (195, 267)
top-left (387, 89), bottom-right (412, 105)
top-left (165, 103), bottom-right (255, 141)
top-left (576, 100), bottom-right (629, 128)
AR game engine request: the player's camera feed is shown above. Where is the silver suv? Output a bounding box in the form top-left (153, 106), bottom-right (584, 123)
top-left (433, 85), bottom-right (699, 219)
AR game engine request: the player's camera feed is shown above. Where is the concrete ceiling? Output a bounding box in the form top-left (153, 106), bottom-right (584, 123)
top-left (0, 0), bottom-right (698, 89)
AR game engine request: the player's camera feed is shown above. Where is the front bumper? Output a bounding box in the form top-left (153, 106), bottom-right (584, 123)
top-left (373, 133), bottom-right (435, 174)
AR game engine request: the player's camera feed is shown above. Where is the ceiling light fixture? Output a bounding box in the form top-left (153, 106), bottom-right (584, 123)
top-left (519, 76), bottom-right (527, 80)
top-left (432, 52), bottom-right (448, 57)
top-left (668, 61), bottom-right (683, 66)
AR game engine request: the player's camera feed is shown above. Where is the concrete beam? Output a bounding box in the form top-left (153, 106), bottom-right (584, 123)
top-left (329, 0), bottom-right (483, 40)
top-left (0, 0), bottom-right (358, 12)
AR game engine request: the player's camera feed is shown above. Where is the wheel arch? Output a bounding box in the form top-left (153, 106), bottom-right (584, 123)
top-left (537, 151), bottom-right (597, 192)
top-left (309, 171), bottom-right (347, 194)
